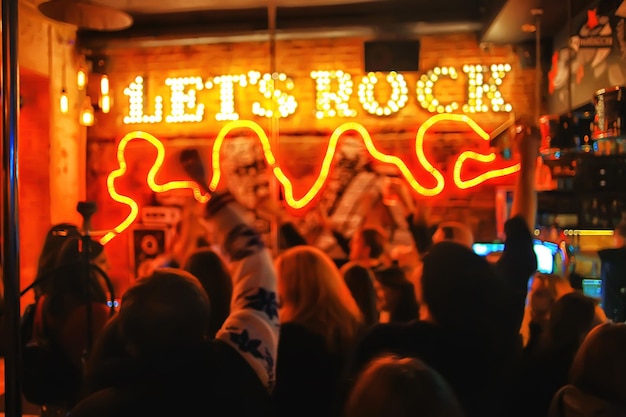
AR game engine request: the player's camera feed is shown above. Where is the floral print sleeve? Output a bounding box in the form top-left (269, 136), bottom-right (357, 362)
top-left (206, 192), bottom-right (279, 391)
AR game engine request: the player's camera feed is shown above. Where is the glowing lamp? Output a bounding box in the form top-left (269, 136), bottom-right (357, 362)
top-left (99, 94), bottom-right (111, 114)
top-left (77, 68), bottom-right (87, 90)
top-left (100, 75), bottom-right (109, 95)
top-left (59, 88), bottom-right (69, 114)
top-left (80, 96), bottom-right (95, 126)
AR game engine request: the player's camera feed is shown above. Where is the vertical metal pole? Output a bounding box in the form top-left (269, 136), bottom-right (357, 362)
top-left (2, 0), bottom-right (22, 416)
top-left (566, 0), bottom-right (573, 113)
top-left (533, 9), bottom-right (543, 123)
top-left (268, 1), bottom-right (280, 255)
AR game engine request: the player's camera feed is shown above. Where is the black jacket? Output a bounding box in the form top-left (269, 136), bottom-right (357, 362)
top-left (351, 216), bottom-right (537, 417)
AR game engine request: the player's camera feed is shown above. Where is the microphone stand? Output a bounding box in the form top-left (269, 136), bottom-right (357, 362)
top-left (77, 201), bottom-right (97, 356)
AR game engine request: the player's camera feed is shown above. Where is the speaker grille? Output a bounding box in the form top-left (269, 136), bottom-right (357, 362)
top-left (364, 40), bottom-right (420, 72)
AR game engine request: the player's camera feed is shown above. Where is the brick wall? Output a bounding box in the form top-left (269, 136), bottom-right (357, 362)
top-left (85, 32), bottom-right (539, 292)
top-left (88, 34), bottom-right (539, 138)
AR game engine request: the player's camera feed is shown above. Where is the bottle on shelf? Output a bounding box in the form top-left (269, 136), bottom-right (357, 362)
top-left (590, 197), bottom-right (600, 228)
top-left (611, 198), bottom-right (621, 228)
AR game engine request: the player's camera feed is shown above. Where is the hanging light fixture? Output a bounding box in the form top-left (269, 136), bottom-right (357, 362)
top-left (77, 66), bottom-right (87, 90)
top-left (99, 94), bottom-right (111, 114)
top-left (59, 88), bottom-right (69, 113)
top-left (80, 96), bottom-right (95, 126)
top-left (98, 74), bottom-right (111, 113)
top-left (59, 40), bottom-right (70, 114)
top-left (93, 60), bottom-right (112, 114)
top-left (100, 74), bottom-right (109, 96)
top-left (38, 0), bottom-right (133, 32)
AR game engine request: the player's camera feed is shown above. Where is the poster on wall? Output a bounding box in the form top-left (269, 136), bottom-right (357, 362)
top-left (220, 135), bottom-right (273, 246)
top-left (549, 0), bottom-right (626, 114)
top-left (296, 135), bottom-right (414, 259)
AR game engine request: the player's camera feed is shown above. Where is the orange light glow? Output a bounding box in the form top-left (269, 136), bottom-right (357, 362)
top-left (102, 115), bottom-right (520, 244)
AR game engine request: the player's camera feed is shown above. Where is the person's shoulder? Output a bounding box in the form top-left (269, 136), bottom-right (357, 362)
top-left (68, 384), bottom-right (160, 417)
top-left (598, 246), bottom-right (626, 260)
top-left (360, 319), bottom-right (434, 346)
top-left (340, 261), bottom-right (369, 274)
top-left (279, 322), bottom-right (326, 347)
top-left (353, 320), bottom-right (440, 373)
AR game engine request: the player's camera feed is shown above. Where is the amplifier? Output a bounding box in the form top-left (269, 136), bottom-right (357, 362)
top-left (141, 206), bottom-right (181, 225)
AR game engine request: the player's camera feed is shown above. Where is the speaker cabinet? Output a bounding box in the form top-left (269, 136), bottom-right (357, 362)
top-left (131, 227), bottom-right (170, 278)
top-left (364, 40), bottom-right (420, 72)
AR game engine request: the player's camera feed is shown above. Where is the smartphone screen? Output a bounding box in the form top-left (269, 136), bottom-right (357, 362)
top-left (582, 279), bottom-right (603, 307)
top-left (472, 242), bottom-right (505, 257)
top-left (533, 239), bottom-right (560, 274)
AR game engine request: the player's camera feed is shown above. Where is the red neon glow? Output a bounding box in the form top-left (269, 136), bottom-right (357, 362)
top-left (102, 114), bottom-right (519, 244)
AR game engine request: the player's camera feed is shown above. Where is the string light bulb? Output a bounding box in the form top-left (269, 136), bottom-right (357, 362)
top-left (80, 96), bottom-right (95, 126)
top-left (77, 67), bottom-right (87, 90)
top-left (99, 94), bottom-right (111, 114)
top-left (99, 74), bottom-right (111, 113)
top-left (59, 88), bottom-right (69, 114)
top-left (100, 75), bottom-right (109, 95)
top-left (60, 50), bottom-right (69, 114)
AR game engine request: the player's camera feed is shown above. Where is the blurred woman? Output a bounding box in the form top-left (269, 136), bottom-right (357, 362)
top-left (273, 245), bottom-right (364, 417)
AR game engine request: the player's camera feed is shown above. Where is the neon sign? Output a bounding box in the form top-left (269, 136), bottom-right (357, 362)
top-left (122, 64), bottom-right (513, 124)
top-left (101, 113), bottom-right (519, 245)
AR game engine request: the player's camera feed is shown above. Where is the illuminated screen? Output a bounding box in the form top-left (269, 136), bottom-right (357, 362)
top-left (582, 279), bottom-right (603, 307)
top-left (473, 239), bottom-right (559, 275)
top-left (533, 239), bottom-right (559, 274)
top-left (472, 242), bottom-right (504, 256)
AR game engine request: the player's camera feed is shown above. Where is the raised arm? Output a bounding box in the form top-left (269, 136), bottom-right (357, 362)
top-left (496, 120), bottom-right (540, 328)
top-left (205, 191), bottom-right (280, 391)
top-left (510, 119), bottom-right (541, 230)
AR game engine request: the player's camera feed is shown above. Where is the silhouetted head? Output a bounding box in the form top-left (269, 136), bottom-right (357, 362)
top-left (183, 248), bottom-right (233, 338)
top-left (44, 235), bottom-right (109, 314)
top-left (345, 354), bottom-right (466, 417)
top-left (34, 223), bottom-right (81, 297)
top-left (341, 264), bottom-right (379, 327)
top-left (118, 268), bottom-right (211, 359)
top-left (418, 241), bottom-right (499, 329)
top-left (350, 227), bottom-right (387, 261)
top-left (548, 292), bottom-right (599, 347)
top-left (374, 266), bottom-right (419, 323)
top-left (432, 221), bottom-right (474, 248)
top-left (570, 322), bottom-right (626, 407)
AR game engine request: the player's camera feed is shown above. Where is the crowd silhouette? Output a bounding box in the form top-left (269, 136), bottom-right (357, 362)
top-left (6, 120), bottom-right (626, 417)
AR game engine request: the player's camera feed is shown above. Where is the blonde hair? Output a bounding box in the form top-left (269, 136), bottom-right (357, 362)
top-left (345, 355), bottom-right (465, 417)
top-left (275, 245), bottom-right (363, 351)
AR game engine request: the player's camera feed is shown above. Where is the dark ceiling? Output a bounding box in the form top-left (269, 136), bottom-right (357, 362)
top-left (75, 0), bottom-right (595, 50)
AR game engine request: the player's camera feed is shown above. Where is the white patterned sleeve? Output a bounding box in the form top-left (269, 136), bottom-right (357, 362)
top-left (206, 192), bottom-right (280, 391)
